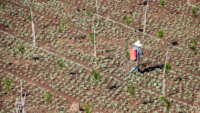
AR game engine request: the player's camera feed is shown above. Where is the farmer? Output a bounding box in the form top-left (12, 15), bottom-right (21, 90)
top-left (133, 40), bottom-right (143, 72)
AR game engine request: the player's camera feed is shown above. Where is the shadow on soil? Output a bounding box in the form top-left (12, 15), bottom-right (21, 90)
top-left (140, 64), bottom-right (164, 74)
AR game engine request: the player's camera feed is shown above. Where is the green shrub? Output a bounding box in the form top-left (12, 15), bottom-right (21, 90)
top-left (159, 0), bottom-right (165, 8)
top-left (87, 32), bottom-right (98, 44)
top-left (57, 59), bottom-right (64, 68)
top-left (3, 78), bottom-right (12, 91)
top-left (92, 68), bottom-right (101, 83)
top-left (162, 62), bottom-right (171, 75)
top-left (84, 102), bottom-right (93, 113)
top-left (86, 8), bottom-right (95, 17)
top-left (157, 29), bottom-right (165, 38)
top-left (188, 37), bottom-right (198, 55)
top-left (122, 14), bottom-right (131, 26)
top-left (17, 43), bottom-right (25, 54)
top-left (159, 96), bottom-right (170, 110)
top-left (128, 81), bottom-right (135, 98)
top-left (0, 0), bottom-right (5, 9)
top-left (45, 91), bottom-right (52, 103)
top-left (66, 0), bottom-right (71, 6)
top-left (192, 7), bottom-right (198, 18)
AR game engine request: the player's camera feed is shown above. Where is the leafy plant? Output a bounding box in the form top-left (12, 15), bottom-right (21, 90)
top-left (17, 43), bottom-right (25, 54)
top-left (163, 62), bottom-right (171, 75)
top-left (86, 8), bottom-right (95, 17)
top-left (122, 14), bottom-right (132, 26)
top-left (87, 32), bottom-right (98, 44)
top-left (45, 91), bottom-right (52, 103)
top-left (66, 0), bottom-right (71, 6)
top-left (92, 68), bottom-right (101, 83)
top-left (159, 0), bottom-right (165, 8)
top-left (192, 7), bottom-right (198, 18)
top-left (128, 81), bottom-right (135, 98)
top-left (125, 38), bottom-right (130, 60)
top-left (157, 29), bottom-right (165, 38)
top-left (159, 96), bottom-right (170, 110)
top-left (3, 78), bottom-right (12, 91)
top-left (27, 5), bottom-right (33, 21)
top-left (58, 19), bottom-right (67, 33)
top-left (57, 59), bottom-right (64, 68)
top-left (188, 37), bottom-right (198, 55)
top-left (83, 102), bottom-right (93, 113)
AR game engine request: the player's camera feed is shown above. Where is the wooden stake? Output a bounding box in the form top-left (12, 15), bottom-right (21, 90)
top-left (30, 5), bottom-right (36, 47)
top-left (143, 0), bottom-right (149, 34)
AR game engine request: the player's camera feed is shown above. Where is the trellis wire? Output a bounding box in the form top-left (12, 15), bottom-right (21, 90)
top-left (187, 0), bottom-right (198, 7)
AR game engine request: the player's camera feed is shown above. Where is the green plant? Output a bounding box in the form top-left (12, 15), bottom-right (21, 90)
top-left (159, 0), bottom-right (165, 8)
top-left (157, 29), bottom-right (165, 38)
top-left (83, 102), bottom-right (93, 113)
top-left (92, 68), bottom-right (101, 83)
top-left (0, 0), bottom-right (5, 9)
top-left (159, 96), bottom-right (170, 110)
top-left (122, 14), bottom-right (131, 26)
top-left (188, 37), bottom-right (198, 55)
top-left (87, 32), bottom-right (98, 44)
top-left (57, 59), bottom-right (64, 68)
top-left (58, 19), bottom-right (67, 33)
top-left (192, 7), bottom-right (198, 18)
top-left (45, 91), bottom-right (52, 103)
top-left (86, 8), bottom-right (95, 17)
top-left (66, 0), bottom-right (71, 6)
top-left (3, 78), bottom-right (12, 91)
top-left (17, 43), bottom-right (25, 54)
top-left (128, 81), bottom-right (135, 98)
top-left (125, 38), bottom-right (130, 60)
top-left (27, 5), bottom-right (33, 21)
top-left (163, 62), bottom-right (171, 75)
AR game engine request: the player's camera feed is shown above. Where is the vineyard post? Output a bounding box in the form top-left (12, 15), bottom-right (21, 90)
top-left (162, 44), bottom-right (171, 96)
top-left (30, 5), bottom-right (36, 47)
top-left (143, 0), bottom-right (149, 34)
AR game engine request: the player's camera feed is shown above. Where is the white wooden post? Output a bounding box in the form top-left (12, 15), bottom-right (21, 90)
top-left (96, 0), bottom-right (98, 15)
top-left (143, 0), bottom-right (149, 34)
top-left (30, 5), bottom-right (36, 47)
top-left (162, 44), bottom-right (171, 96)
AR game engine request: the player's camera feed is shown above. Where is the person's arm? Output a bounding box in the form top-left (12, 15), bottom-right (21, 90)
top-left (138, 48), bottom-right (143, 55)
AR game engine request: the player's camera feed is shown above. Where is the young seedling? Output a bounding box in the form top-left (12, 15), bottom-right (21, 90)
top-left (192, 7), bottom-right (198, 19)
top-left (159, 0), bottom-right (165, 8)
top-left (57, 59), bottom-right (64, 68)
top-left (83, 102), bottom-right (93, 113)
top-left (128, 81), bottom-right (136, 98)
top-left (92, 68), bottom-right (101, 83)
top-left (157, 29), bottom-right (165, 39)
top-left (162, 62), bottom-right (171, 75)
top-left (45, 91), bottom-right (52, 103)
top-left (188, 37), bottom-right (198, 55)
top-left (3, 78), bottom-right (12, 91)
top-left (86, 8), bottom-right (95, 32)
top-left (87, 32), bottom-right (98, 44)
top-left (17, 43), bottom-right (25, 54)
top-left (58, 19), bottom-right (67, 33)
top-left (159, 96), bottom-right (170, 110)
top-left (66, 0), bottom-right (71, 6)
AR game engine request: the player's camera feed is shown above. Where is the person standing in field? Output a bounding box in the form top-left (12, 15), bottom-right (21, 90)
top-left (133, 40), bottom-right (143, 72)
